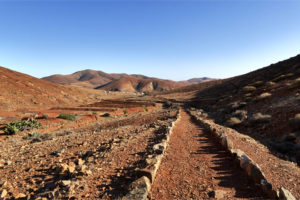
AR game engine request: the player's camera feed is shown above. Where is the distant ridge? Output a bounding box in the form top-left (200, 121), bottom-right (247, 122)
top-left (95, 76), bottom-right (186, 93)
top-left (42, 69), bottom-right (148, 89)
top-left (43, 69), bottom-right (214, 92)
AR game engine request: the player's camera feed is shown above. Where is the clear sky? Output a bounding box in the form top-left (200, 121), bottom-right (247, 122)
top-left (0, 0), bottom-right (300, 81)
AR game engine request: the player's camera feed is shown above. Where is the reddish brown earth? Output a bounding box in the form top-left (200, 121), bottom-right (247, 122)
top-left (43, 69), bottom-right (213, 91)
top-left (159, 54), bottom-right (300, 164)
top-left (95, 76), bottom-right (187, 93)
top-left (0, 99), bottom-right (159, 143)
top-left (42, 69), bottom-right (149, 89)
top-left (1, 55), bottom-right (300, 199)
top-left (0, 106), bottom-right (177, 199)
top-left (0, 66), bottom-right (106, 111)
top-left (150, 110), bottom-right (267, 200)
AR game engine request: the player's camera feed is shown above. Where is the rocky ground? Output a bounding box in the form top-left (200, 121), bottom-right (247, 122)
top-left (0, 102), bottom-right (177, 199)
top-left (0, 97), bottom-right (299, 199)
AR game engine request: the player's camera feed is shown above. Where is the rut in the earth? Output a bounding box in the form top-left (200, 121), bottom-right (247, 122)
top-left (150, 110), bottom-right (268, 200)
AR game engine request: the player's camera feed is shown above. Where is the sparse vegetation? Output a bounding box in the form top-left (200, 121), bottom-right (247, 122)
top-left (41, 114), bottom-right (49, 119)
top-left (57, 113), bottom-right (76, 121)
top-left (290, 77), bottom-right (300, 88)
top-left (22, 131), bottom-right (52, 142)
top-left (123, 109), bottom-right (128, 115)
top-left (272, 73), bottom-right (294, 82)
top-left (249, 81), bottom-right (264, 87)
top-left (22, 132), bottom-right (41, 140)
top-left (257, 92), bottom-right (272, 100)
top-left (142, 105), bottom-right (148, 112)
top-left (225, 117), bottom-right (242, 127)
top-left (232, 110), bottom-right (247, 120)
top-left (289, 113), bottom-right (300, 131)
top-left (251, 112), bottom-right (271, 123)
top-left (242, 85), bottom-right (256, 92)
top-left (244, 93), bottom-right (252, 97)
top-left (230, 101), bottom-right (247, 110)
top-left (266, 81), bottom-right (276, 86)
top-left (3, 120), bottom-right (42, 135)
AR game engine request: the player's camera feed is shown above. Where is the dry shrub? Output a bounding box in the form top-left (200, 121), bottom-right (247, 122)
top-left (266, 81), bottom-right (276, 86)
top-left (257, 92), bottom-right (272, 100)
top-left (249, 81), bottom-right (264, 87)
top-left (225, 117), bottom-right (242, 127)
top-left (272, 73), bottom-right (294, 82)
top-left (289, 113), bottom-right (300, 131)
top-left (242, 86), bottom-right (256, 92)
top-left (251, 112), bottom-right (271, 123)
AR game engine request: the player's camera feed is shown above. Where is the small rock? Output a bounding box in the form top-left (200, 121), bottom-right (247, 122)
top-left (50, 149), bottom-right (65, 156)
top-left (68, 162), bottom-right (76, 173)
top-left (56, 163), bottom-right (69, 173)
top-left (15, 193), bottom-right (27, 198)
top-left (77, 164), bottom-right (87, 174)
top-left (6, 160), bottom-right (12, 165)
top-left (77, 158), bottom-right (84, 166)
top-left (87, 157), bottom-right (94, 163)
top-left (60, 180), bottom-right (71, 187)
top-left (210, 190), bottom-right (226, 199)
top-left (1, 189), bottom-right (7, 198)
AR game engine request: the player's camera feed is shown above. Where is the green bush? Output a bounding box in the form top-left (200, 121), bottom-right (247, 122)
top-left (57, 113), bottom-right (76, 121)
top-left (123, 109), bottom-right (128, 115)
top-left (142, 105), bottom-right (148, 112)
top-left (4, 120), bottom-right (41, 135)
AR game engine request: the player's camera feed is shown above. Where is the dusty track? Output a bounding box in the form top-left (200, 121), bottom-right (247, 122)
top-left (150, 110), bottom-right (267, 199)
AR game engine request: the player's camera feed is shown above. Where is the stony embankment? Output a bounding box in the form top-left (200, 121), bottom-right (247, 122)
top-left (189, 108), bottom-right (299, 200)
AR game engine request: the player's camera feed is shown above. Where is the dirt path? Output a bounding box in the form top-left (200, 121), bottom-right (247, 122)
top-left (150, 110), bottom-right (268, 199)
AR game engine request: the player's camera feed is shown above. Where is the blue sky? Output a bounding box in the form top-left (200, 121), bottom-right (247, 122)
top-left (0, 1), bottom-right (300, 81)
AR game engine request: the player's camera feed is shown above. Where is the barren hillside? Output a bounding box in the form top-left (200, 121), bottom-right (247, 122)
top-left (0, 67), bottom-right (104, 110)
top-left (179, 77), bottom-right (216, 84)
top-left (43, 69), bottom-right (150, 89)
top-left (95, 76), bottom-right (187, 93)
top-left (163, 54), bottom-right (300, 164)
top-left (43, 69), bottom-right (214, 92)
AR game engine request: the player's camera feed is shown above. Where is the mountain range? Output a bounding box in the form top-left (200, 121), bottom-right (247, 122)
top-left (43, 69), bottom-right (214, 92)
